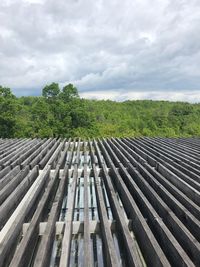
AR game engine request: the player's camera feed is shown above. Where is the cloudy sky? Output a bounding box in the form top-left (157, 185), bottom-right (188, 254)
top-left (0, 0), bottom-right (200, 101)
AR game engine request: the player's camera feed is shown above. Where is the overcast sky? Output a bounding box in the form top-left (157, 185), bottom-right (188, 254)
top-left (0, 0), bottom-right (200, 101)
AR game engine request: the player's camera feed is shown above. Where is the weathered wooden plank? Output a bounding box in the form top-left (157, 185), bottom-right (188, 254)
top-left (94, 140), bottom-right (144, 267)
top-left (0, 139), bottom-right (37, 167)
top-left (83, 141), bottom-right (93, 267)
top-left (0, 137), bottom-right (199, 267)
top-left (29, 138), bottom-right (56, 169)
top-left (99, 139), bottom-right (171, 267)
top-left (9, 166), bottom-right (60, 267)
top-left (89, 141), bottom-right (120, 267)
top-left (23, 220), bottom-right (117, 235)
top-left (0, 166), bottom-right (29, 205)
top-left (59, 140), bottom-right (81, 267)
top-left (0, 165), bottom-right (20, 189)
top-left (0, 165), bottom-right (50, 267)
top-left (20, 138), bottom-right (50, 168)
top-left (32, 139), bottom-right (72, 267)
top-left (0, 166), bottom-right (34, 228)
top-left (39, 138), bottom-right (61, 169)
top-left (104, 138), bottom-right (198, 267)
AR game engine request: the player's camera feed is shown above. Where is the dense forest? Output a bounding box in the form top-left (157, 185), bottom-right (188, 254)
top-left (1, 83), bottom-right (200, 138)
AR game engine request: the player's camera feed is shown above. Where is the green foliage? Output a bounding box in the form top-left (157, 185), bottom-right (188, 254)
top-left (0, 95), bottom-right (19, 137)
top-left (60, 83), bottom-right (79, 102)
top-left (0, 86), bottom-right (15, 99)
top-left (1, 83), bottom-right (200, 138)
top-left (42, 83), bottom-right (60, 99)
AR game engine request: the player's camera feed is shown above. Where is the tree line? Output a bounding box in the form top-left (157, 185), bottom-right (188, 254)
top-left (1, 83), bottom-right (200, 138)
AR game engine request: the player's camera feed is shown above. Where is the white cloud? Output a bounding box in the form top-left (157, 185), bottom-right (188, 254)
top-left (0, 0), bottom-right (200, 101)
top-left (81, 90), bottom-right (200, 103)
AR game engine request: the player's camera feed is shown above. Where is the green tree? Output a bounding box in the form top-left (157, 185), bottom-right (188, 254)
top-left (42, 83), bottom-right (60, 99)
top-left (60, 83), bottom-right (79, 102)
top-left (30, 98), bottom-right (54, 137)
top-left (2, 83), bottom-right (200, 139)
top-left (0, 86), bottom-right (15, 98)
top-left (0, 95), bottom-right (19, 138)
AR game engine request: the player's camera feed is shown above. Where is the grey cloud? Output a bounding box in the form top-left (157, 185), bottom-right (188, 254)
top-left (0, 0), bottom-right (200, 101)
